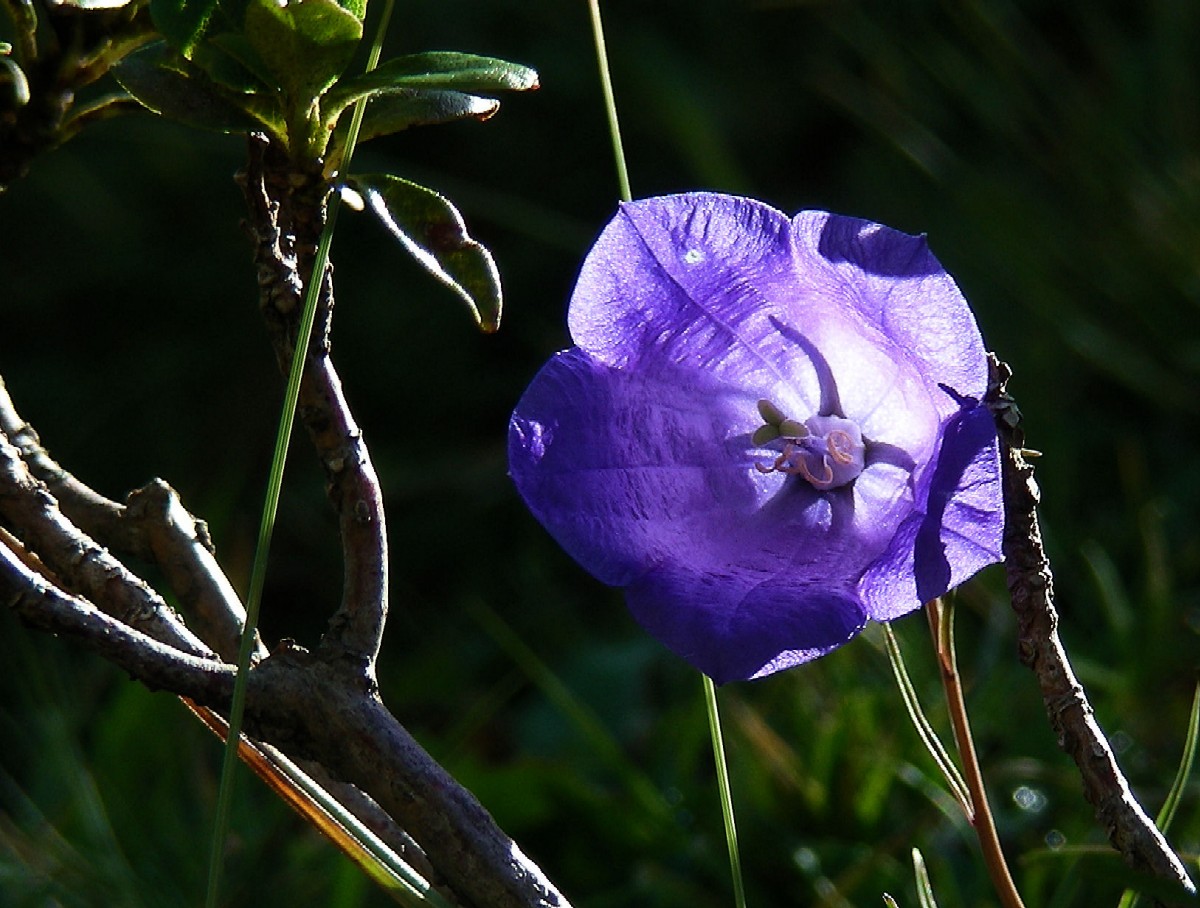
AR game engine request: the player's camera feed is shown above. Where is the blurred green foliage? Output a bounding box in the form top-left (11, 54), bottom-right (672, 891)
top-left (2, 1), bottom-right (1198, 906)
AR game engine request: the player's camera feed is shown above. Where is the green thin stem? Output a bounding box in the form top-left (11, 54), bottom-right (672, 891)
top-left (588, 3), bottom-right (743, 904)
top-left (1117, 680), bottom-right (1200, 908)
top-left (881, 622), bottom-right (973, 816)
top-left (203, 1), bottom-right (397, 905)
top-left (704, 675), bottom-right (748, 908)
top-left (587, 0), bottom-right (631, 204)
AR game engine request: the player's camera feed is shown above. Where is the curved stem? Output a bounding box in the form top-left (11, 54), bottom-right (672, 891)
top-left (926, 599), bottom-right (1025, 908)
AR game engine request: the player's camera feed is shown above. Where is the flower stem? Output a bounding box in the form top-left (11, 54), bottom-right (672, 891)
top-left (703, 674), bottom-right (748, 908)
top-left (587, 0), bottom-right (632, 203)
top-left (925, 598), bottom-right (1026, 908)
top-left (202, 1), bottom-right (396, 905)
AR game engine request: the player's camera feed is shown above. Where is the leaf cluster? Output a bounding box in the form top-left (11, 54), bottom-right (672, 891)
top-left (112, 0), bottom-right (538, 165)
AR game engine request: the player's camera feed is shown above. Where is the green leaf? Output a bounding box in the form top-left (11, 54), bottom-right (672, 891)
top-left (326, 51), bottom-right (536, 112)
top-left (244, 0), bottom-right (362, 104)
top-left (351, 173), bottom-right (503, 333)
top-left (356, 89), bottom-right (498, 137)
top-left (187, 37), bottom-right (269, 92)
top-left (113, 41), bottom-right (284, 139)
top-left (325, 89), bottom-right (498, 161)
top-left (150, 0), bottom-right (222, 56)
top-left (203, 32), bottom-right (279, 90)
top-left (335, 0), bottom-right (364, 24)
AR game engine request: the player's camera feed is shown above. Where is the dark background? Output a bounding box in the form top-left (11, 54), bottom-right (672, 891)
top-left (2, 1), bottom-right (1199, 905)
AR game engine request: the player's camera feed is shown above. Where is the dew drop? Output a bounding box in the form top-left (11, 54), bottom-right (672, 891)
top-left (1012, 785), bottom-right (1046, 813)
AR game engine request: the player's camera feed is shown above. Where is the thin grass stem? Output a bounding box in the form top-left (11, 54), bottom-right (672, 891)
top-left (881, 622), bottom-right (973, 817)
top-left (203, 1), bottom-right (397, 904)
top-left (588, 5), bottom-right (744, 904)
top-left (911, 847), bottom-right (942, 908)
top-left (587, 0), bottom-right (631, 203)
top-left (1116, 679), bottom-right (1200, 908)
top-left (703, 675), bottom-right (748, 908)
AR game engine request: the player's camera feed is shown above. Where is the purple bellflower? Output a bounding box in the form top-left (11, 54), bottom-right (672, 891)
top-left (509, 193), bottom-right (1004, 684)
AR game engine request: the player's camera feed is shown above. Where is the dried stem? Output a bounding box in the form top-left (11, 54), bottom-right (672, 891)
top-left (2, 540), bottom-right (570, 908)
top-left (925, 599), bottom-right (1025, 908)
top-left (1, 541), bottom-right (233, 696)
top-left (986, 354), bottom-right (1195, 895)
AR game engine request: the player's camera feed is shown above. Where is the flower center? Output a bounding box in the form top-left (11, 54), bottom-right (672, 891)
top-left (752, 401), bottom-right (865, 491)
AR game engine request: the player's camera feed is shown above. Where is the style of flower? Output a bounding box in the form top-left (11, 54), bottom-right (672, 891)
top-left (508, 193), bottom-right (1004, 684)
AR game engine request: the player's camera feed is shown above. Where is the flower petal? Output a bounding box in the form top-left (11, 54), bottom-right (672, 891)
top-left (792, 211), bottom-right (991, 410)
top-left (567, 193), bottom-right (823, 415)
top-left (508, 347), bottom-right (769, 587)
top-left (858, 404), bottom-right (1003, 620)
top-left (508, 344), bottom-right (916, 598)
top-left (626, 567), bottom-right (867, 684)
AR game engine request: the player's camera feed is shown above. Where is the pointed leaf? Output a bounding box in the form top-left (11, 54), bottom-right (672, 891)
top-left (325, 89), bottom-right (498, 159)
top-left (356, 89), bottom-right (498, 138)
top-left (326, 52), bottom-right (537, 113)
top-left (113, 41), bottom-right (284, 138)
top-left (244, 0), bottom-right (361, 103)
top-left (351, 173), bottom-right (503, 332)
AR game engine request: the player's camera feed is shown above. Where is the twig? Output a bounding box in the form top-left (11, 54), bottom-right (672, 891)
top-left (0, 428), bottom-right (212, 658)
top-left (1, 378), bottom-right (263, 664)
top-left (986, 354), bottom-right (1195, 894)
top-left (125, 479), bottom-right (265, 663)
top-left (1, 541), bottom-right (571, 908)
top-left (1, 540), bottom-right (233, 697)
top-left (238, 134), bottom-right (388, 670)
